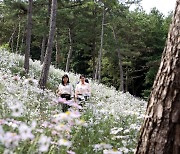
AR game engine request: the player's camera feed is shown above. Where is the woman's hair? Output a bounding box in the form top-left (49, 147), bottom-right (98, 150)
top-left (80, 74), bottom-right (85, 79)
top-left (62, 74), bottom-right (70, 85)
top-left (79, 75), bottom-right (89, 83)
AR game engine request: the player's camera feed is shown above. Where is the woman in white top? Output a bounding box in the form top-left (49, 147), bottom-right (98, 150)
top-left (57, 74), bottom-right (74, 112)
top-left (75, 75), bottom-right (91, 101)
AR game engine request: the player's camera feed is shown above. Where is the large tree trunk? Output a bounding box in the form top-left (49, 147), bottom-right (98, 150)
top-left (39, 0), bottom-right (57, 89)
top-left (136, 1), bottom-right (180, 153)
top-left (95, 6), bottom-right (105, 83)
top-left (65, 28), bottom-right (73, 72)
top-left (112, 27), bottom-right (124, 92)
top-left (24, 0), bottom-right (33, 74)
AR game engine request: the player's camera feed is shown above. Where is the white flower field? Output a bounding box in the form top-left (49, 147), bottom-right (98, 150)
top-left (0, 48), bottom-right (147, 154)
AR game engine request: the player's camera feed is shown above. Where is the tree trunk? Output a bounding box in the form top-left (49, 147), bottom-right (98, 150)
top-left (40, 35), bottom-right (46, 65)
top-left (95, 6), bottom-right (105, 83)
top-left (112, 26), bottom-right (124, 92)
top-left (39, 0), bottom-right (57, 89)
top-left (16, 18), bottom-right (21, 53)
top-left (55, 30), bottom-right (61, 68)
top-left (92, 40), bottom-right (96, 79)
top-left (136, 1), bottom-right (180, 153)
top-left (40, 0), bottom-right (51, 65)
top-left (24, 0), bottom-right (33, 74)
top-left (95, 60), bottom-right (99, 80)
top-left (92, 6), bottom-right (97, 79)
top-left (8, 25), bottom-right (17, 52)
top-left (65, 28), bottom-right (73, 72)
top-left (20, 27), bottom-right (25, 54)
top-left (125, 67), bottom-right (128, 92)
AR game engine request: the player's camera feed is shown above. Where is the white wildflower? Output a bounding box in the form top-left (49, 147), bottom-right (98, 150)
top-left (119, 147), bottom-right (129, 153)
top-left (110, 127), bottom-right (123, 135)
top-left (58, 139), bottom-right (72, 147)
top-left (9, 102), bottom-right (24, 117)
top-left (103, 149), bottom-right (122, 154)
top-left (18, 123), bottom-right (34, 140)
top-left (3, 149), bottom-right (14, 154)
top-left (3, 132), bottom-right (20, 149)
top-left (94, 143), bottom-right (113, 151)
top-left (38, 135), bottom-right (51, 152)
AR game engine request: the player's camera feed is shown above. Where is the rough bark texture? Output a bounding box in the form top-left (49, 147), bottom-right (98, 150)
top-left (24, 0), bottom-right (33, 74)
top-left (39, 0), bottom-right (57, 89)
top-left (135, 1), bottom-right (180, 154)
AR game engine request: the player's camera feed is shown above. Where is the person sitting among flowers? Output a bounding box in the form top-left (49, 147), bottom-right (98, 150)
top-left (75, 75), bottom-right (91, 102)
top-left (57, 74), bottom-right (74, 112)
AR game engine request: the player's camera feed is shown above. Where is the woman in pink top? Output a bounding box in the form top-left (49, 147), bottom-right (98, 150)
top-left (75, 75), bottom-right (91, 101)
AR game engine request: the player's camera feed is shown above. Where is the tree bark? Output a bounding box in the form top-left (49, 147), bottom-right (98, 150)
top-left (40, 0), bottom-right (51, 65)
top-left (40, 35), bottom-right (46, 65)
top-left (20, 27), bottom-right (25, 54)
top-left (112, 26), bottom-right (124, 92)
top-left (24, 0), bottom-right (33, 74)
top-left (65, 27), bottom-right (73, 72)
top-left (55, 30), bottom-right (61, 68)
top-left (39, 0), bottom-right (57, 89)
top-left (95, 6), bottom-right (105, 83)
top-left (8, 25), bottom-right (17, 52)
top-left (92, 6), bottom-right (97, 79)
top-left (136, 1), bottom-right (180, 153)
top-left (16, 18), bottom-right (21, 53)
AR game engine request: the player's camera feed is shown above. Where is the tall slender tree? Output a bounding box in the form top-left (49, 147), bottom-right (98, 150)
top-left (39, 0), bottom-right (57, 89)
top-left (24, 0), bottom-right (33, 74)
top-left (40, 0), bottom-right (51, 65)
top-left (135, 0), bottom-right (180, 153)
top-left (16, 17), bottom-right (21, 53)
top-left (112, 26), bottom-right (124, 92)
top-left (65, 27), bottom-right (73, 72)
top-left (95, 6), bottom-right (105, 83)
top-left (55, 29), bottom-right (61, 68)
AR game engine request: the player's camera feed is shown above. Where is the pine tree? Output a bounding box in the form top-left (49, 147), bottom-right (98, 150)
top-left (136, 1), bottom-right (180, 153)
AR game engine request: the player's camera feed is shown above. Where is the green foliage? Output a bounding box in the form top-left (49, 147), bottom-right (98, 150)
top-left (0, 43), bottom-right (10, 50)
top-left (0, 0), bottom-right (173, 98)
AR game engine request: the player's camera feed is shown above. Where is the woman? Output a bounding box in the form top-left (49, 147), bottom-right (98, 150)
top-left (57, 74), bottom-right (74, 112)
top-left (75, 75), bottom-right (91, 101)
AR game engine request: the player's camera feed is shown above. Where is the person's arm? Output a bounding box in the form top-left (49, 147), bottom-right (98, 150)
top-left (70, 84), bottom-right (74, 98)
top-left (57, 85), bottom-right (62, 96)
top-left (87, 83), bottom-right (91, 96)
top-left (75, 84), bottom-right (80, 98)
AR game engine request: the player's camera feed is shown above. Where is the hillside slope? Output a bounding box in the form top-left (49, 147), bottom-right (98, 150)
top-left (0, 48), bottom-right (147, 154)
